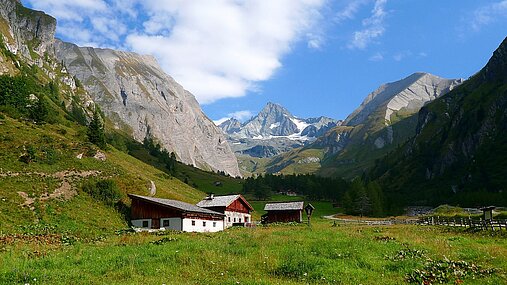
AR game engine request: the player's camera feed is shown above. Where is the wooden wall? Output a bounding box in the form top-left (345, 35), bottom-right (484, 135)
top-left (265, 210), bottom-right (302, 223)
top-left (226, 199), bottom-right (251, 214)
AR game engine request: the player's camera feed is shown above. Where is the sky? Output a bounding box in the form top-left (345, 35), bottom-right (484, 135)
top-left (22, 0), bottom-right (507, 123)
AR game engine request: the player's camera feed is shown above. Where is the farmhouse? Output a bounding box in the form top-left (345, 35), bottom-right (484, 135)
top-left (196, 194), bottom-right (254, 228)
top-left (128, 194), bottom-right (225, 232)
top-left (262, 201), bottom-right (304, 224)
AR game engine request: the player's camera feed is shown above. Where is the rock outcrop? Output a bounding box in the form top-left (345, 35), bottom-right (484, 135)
top-left (344, 73), bottom-right (463, 126)
top-left (54, 40), bottom-right (241, 177)
top-left (0, 0), bottom-right (55, 62)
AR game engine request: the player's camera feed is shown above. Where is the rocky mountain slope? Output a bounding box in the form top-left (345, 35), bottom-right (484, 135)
top-left (54, 41), bottom-right (240, 177)
top-left (266, 73), bottom-right (462, 176)
top-left (219, 102), bottom-right (341, 159)
top-left (0, 0), bottom-right (240, 177)
top-left (369, 37), bottom-right (507, 208)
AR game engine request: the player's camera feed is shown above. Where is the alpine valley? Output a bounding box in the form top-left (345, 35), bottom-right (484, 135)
top-left (1, 1), bottom-right (507, 284)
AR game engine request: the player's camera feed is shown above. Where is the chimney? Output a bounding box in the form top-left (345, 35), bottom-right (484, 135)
top-left (206, 193), bottom-right (214, 200)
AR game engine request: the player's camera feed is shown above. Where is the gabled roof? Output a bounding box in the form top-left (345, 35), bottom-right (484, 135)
top-left (264, 201), bottom-right (304, 211)
top-left (128, 194), bottom-right (224, 216)
top-left (196, 194), bottom-right (254, 211)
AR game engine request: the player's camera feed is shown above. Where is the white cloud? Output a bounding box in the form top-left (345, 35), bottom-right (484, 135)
top-left (348, 0), bottom-right (388, 50)
top-left (369, 52), bottom-right (384, 61)
top-left (335, 0), bottom-right (368, 24)
top-left (127, 0), bottom-right (325, 104)
top-left (213, 110), bottom-right (254, 125)
top-left (393, 50), bottom-right (412, 61)
top-left (471, 0), bottom-right (507, 31)
top-left (25, 0), bottom-right (132, 48)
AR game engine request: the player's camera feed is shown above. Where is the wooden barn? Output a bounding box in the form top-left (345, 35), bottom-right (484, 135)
top-left (262, 201), bottom-right (304, 224)
top-left (196, 194), bottom-right (254, 228)
top-left (128, 194), bottom-right (225, 232)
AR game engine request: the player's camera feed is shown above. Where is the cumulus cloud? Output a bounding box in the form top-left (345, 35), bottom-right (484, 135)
top-left (471, 0), bottom-right (507, 31)
top-left (213, 110), bottom-right (254, 125)
top-left (348, 0), bottom-right (388, 50)
top-left (126, 0), bottom-right (325, 104)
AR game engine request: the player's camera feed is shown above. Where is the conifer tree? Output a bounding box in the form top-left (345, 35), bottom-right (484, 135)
top-left (88, 108), bottom-right (106, 149)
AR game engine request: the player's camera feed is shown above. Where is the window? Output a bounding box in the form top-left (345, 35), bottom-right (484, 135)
top-left (228, 217), bottom-right (231, 222)
top-left (192, 220), bottom-right (195, 226)
top-left (203, 221), bottom-right (206, 227)
top-left (234, 218), bottom-right (236, 223)
top-left (245, 217), bottom-right (249, 223)
top-left (239, 218), bottom-right (242, 223)
top-left (142, 220), bottom-right (149, 228)
top-left (163, 220), bottom-right (169, 227)
top-left (213, 222), bottom-right (216, 227)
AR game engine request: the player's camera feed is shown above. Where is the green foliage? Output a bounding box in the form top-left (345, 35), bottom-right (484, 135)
top-left (87, 109), bottom-right (106, 149)
top-left (81, 178), bottom-right (122, 206)
top-left (243, 173), bottom-right (349, 202)
top-left (406, 257), bottom-right (497, 284)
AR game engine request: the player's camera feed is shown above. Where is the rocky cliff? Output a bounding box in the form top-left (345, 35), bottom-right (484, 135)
top-left (345, 73), bottom-right (463, 126)
top-left (54, 40), bottom-right (241, 177)
top-left (0, 0), bottom-right (55, 62)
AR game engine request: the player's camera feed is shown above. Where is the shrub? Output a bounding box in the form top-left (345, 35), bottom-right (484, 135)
top-left (82, 179), bottom-right (122, 205)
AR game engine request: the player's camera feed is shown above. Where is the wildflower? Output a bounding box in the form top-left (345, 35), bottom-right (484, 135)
top-left (303, 272), bottom-right (308, 276)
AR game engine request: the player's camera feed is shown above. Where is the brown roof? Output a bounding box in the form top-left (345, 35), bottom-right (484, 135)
top-left (128, 194), bottom-right (225, 216)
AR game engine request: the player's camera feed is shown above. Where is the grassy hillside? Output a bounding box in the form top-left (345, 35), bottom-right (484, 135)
top-left (0, 114), bottom-right (205, 237)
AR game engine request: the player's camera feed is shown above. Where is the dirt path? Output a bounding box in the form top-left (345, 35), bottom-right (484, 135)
top-left (323, 215), bottom-right (418, 226)
top-left (0, 170), bottom-right (102, 211)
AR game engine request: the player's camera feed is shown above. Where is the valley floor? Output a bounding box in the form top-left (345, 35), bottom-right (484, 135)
top-left (1, 220), bottom-right (506, 285)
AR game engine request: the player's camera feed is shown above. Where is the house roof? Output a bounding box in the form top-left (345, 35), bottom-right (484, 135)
top-left (264, 201), bottom-right (304, 211)
top-left (196, 194), bottom-right (254, 211)
top-left (128, 194), bottom-right (225, 216)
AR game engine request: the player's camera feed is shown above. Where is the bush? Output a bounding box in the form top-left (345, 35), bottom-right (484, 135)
top-left (82, 179), bottom-right (122, 205)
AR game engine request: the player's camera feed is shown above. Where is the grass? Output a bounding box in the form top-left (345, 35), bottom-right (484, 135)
top-left (0, 221), bottom-right (505, 285)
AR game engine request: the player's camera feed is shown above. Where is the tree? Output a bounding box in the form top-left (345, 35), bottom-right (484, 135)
top-left (88, 109), bottom-right (106, 149)
top-left (367, 181), bottom-right (385, 217)
top-left (254, 183), bottom-right (272, 200)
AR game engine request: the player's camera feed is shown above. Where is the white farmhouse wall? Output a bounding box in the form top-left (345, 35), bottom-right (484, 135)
top-left (182, 218), bottom-right (224, 232)
top-left (131, 219), bottom-right (151, 229)
top-left (224, 211), bottom-right (251, 228)
top-left (160, 218), bottom-right (182, 231)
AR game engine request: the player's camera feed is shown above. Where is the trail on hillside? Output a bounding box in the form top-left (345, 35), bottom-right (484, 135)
top-left (1, 170), bottom-right (102, 211)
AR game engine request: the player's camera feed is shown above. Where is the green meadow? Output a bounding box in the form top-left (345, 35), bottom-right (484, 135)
top-left (1, 218), bottom-right (506, 285)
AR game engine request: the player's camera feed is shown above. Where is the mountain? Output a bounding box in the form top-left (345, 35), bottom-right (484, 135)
top-left (369, 37), bottom-right (507, 208)
top-left (217, 102), bottom-right (341, 174)
top-left (221, 102), bottom-right (341, 140)
top-left (54, 41), bottom-right (240, 177)
top-left (266, 73), bottom-right (462, 176)
top-left (344, 72), bottom-right (463, 126)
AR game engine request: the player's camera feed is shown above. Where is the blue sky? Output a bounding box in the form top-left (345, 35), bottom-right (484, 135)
top-left (22, 0), bottom-right (507, 123)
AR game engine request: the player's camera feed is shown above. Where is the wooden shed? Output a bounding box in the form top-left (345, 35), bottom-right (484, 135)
top-left (262, 201), bottom-right (304, 224)
top-left (196, 194), bottom-right (254, 228)
top-left (128, 194), bottom-right (225, 232)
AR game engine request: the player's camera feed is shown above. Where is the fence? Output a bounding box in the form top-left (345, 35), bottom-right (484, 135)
top-left (418, 216), bottom-right (507, 231)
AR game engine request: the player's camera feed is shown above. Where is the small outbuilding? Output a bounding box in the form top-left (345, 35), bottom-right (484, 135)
top-left (262, 201), bottom-right (304, 224)
top-left (128, 194), bottom-right (225, 232)
top-left (480, 206), bottom-right (495, 220)
top-left (196, 194), bottom-right (254, 228)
